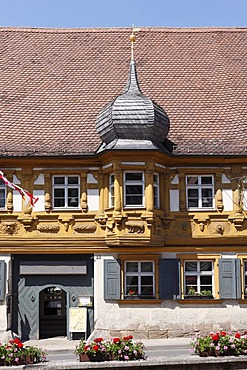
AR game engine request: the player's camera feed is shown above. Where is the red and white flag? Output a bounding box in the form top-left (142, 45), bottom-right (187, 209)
top-left (0, 171), bottom-right (39, 207)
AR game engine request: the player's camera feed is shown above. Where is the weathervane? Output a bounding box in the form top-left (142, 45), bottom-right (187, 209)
top-left (130, 26), bottom-right (140, 61)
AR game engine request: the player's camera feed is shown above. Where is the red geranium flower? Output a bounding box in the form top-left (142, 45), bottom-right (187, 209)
top-left (14, 338), bottom-right (21, 344)
top-left (18, 342), bottom-right (23, 348)
top-left (128, 335), bottom-right (133, 339)
top-left (221, 331), bottom-right (227, 336)
top-left (92, 345), bottom-right (99, 351)
top-left (212, 335), bottom-right (219, 341)
top-left (235, 332), bottom-right (241, 339)
top-left (83, 345), bottom-right (90, 351)
top-left (94, 338), bottom-right (103, 343)
top-left (113, 337), bottom-right (120, 343)
top-left (8, 340), bottom-right (14, 344)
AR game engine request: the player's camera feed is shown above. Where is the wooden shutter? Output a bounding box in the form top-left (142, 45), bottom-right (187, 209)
top-left (104, 259), bottom-right (120, 300)
top-left (219, 259), bottom-right (241, 299)
top-left (159, 259), bottom-right (180, 299)
top-left (0, 260), bottom-right (6, 301)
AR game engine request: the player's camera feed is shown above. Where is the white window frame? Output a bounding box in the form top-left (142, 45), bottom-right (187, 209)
top-left (186, 175), bottom-right (215, 210)
top-left (124, 260), bottom-right (155, 298)
top-left (124, 171), bottom-right (144, 208)
top-left (52, 175), bottom-right (80, 210)
top-left (0, 179), bottom-right (6, 210)
top-left (153, 173), bottom-right (160, 208)
top-left (184, 260), bottom-right (214, 296)
top-left (109, 174), bottom-right (114, 208)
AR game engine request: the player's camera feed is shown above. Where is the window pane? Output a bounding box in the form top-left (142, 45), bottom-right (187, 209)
top-left (54, 189), bottom-right (65, 197)
top-left (54, 198), bottom-right (65, 207)
top-left (185, 262), bottom-right (197, 271)
top-left (68, 196), bottom-right (79, 207)
top-left (187, 189), bottom-right (198, 208)
top-left (54, 177), bottom-right (65, 185)
top-left (126, 185), bottom-right (143, 195)
top-left (126, 262), bottom-right (138, 272)
top-left (68, 176), bottom-right (79, 185)
top-left (153, 174), bottom-right (158, 183)
top-left (141, 276), bottom-right (153, 285)
top-left (0, 199), bottom-right (5, 208)
top-left (200, 276), bottom-right (212, 285)
top-left (109, 174), bottom-right (114, 185)
top-left (202, 189), bottom-right (213, 207)
top-left (126, 276), bottom-right (138, 285)
top-left (141, 286), bottom-right (154, 296)
top-left (68, 188), bottom-right (79, 197)
top-left (141, 262), bottom-right (153, 272)
top-left (187, 176), bottom-right (198, 185)
top-left (126, 195), bottom-right (143, 205)
top-left (0, 179), bottom-right (5, 186)
top-left (201, 176), bottom-right (213, 185)
top-left (125, 173), bottom-right (143, 181)
top-left (200, 261), bottom-right (212, 271)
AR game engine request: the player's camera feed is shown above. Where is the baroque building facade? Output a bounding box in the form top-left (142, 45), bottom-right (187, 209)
top-left (0, 27), bottom-right (246, 340)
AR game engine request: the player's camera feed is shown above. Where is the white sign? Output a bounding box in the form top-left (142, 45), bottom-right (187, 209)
top-left (69, 307), bottom-right (87, 333)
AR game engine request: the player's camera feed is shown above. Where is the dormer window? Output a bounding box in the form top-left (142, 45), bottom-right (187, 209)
top-left (124, 172), bottom-right (144, 208)
top-left (52, 175), bottom-right (80, 209)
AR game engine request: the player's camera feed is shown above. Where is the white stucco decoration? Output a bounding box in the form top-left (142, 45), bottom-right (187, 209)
top-left (32, 190), bottom-right (45, 212)
top-left (170, 190), bottom-right (180, 211)
top-left (13, 190), bottom-right (22, 212)
top-left (87, 189), bottom-right (99, 210)
top-left (87, 173), bottom-right (98, 184)
top-left (171, 174), bottom-right (179, 184)
top-left (222, 189), bottom-right (233, 211)
top-left (34, 173), bottom-right (45, 185)
top-left (222, 173), bottom-right (231, 184)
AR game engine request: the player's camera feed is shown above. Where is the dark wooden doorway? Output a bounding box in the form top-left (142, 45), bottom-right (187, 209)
top-left (39, 287), bottom-right (66, 339)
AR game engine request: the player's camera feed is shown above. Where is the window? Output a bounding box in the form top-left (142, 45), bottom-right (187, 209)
top-left (153, 173), bottom-right (160, 208)
top-left (109, 174), bottom-right (114, 208)
top-left (124, 172), bottom-right (144, 207)
top-left (0, 179), bottom-right (6, 209)
top-left (186, 175), bottom-right (214, 210)
top-left (244, 262), bottom-right (247, 297)
top-left (125, 261), bottom-right (155, 298)
top-left (184, 260), bottom-right (214, 296)
top-left (53, 175), bottom-right (80, 209)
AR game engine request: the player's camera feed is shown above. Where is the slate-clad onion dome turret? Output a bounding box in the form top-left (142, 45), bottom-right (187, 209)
top-left (96, 32), bottom-right (170, 152)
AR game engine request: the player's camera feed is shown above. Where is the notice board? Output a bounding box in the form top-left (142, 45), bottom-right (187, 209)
top-left (69, 307), bottom-right (87, 333)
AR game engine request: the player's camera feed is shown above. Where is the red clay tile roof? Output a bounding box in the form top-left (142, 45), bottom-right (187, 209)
top-left (0, 27), bottom-right (246, 157)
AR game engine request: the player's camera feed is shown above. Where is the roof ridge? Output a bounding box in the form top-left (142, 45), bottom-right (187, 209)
top-left (0, 27), bottom-right (247, 34)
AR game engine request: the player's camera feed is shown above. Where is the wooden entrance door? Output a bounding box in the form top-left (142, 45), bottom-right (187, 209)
top-left (39, 287), bottom-right (66, 339)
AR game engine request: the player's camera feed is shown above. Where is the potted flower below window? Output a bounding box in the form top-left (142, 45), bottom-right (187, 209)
top-left (184, 286), bottom-right (213, 299)
top-left (125, 288), bottom-right (139, 299)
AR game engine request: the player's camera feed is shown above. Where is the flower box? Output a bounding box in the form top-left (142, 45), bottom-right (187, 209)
top-left (75, 336), bottom-right (146, 362)
top-left (184, 295), bottom-right (214, 300)
top-left (191, 330), bottom-right (247, 357)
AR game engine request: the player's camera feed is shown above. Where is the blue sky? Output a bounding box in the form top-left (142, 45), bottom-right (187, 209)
top-left (0, 0), bottom-right (246, 28)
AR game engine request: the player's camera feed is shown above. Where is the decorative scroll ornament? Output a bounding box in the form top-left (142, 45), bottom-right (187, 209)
top-left (73, 224), bottom-right (96, 234)
top-left (37, 224), bottom-right (60, 233)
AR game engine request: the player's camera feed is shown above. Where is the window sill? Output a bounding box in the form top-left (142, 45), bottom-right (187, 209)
top-left (178, 299), bottom-right (222, 305)
top-left (117, 299), bottom-right (162, 305)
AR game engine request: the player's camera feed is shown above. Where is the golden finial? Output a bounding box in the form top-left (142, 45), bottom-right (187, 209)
top-left (130, 26), bottom-right (140, 61)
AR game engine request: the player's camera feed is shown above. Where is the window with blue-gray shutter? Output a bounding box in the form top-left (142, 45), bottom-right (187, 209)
top-left (0, 260), bottom-right (6, 301)
top-left (219, 259), bottom-right (241, 299)
top-left (159, 259), bottom-right (180, 299)
top-left (104, 259), bottom-right (120, 300)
